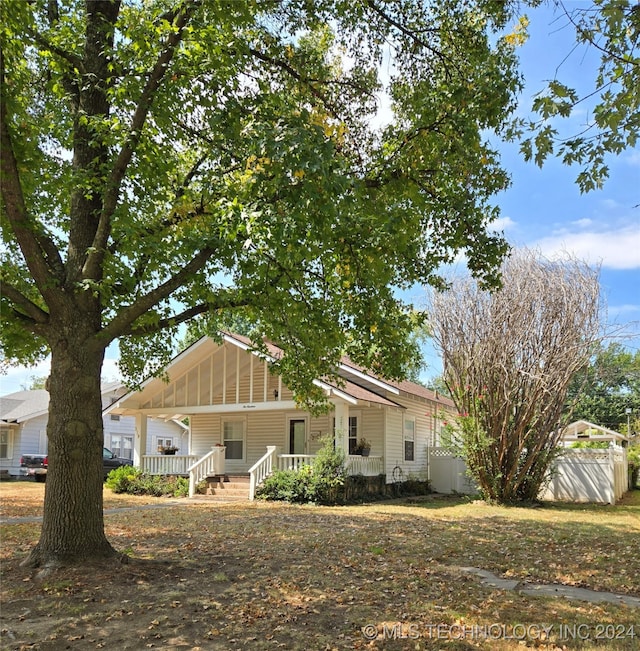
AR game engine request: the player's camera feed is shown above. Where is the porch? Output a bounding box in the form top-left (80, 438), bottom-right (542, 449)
top-left (142, 446), bottom-right (384, 500)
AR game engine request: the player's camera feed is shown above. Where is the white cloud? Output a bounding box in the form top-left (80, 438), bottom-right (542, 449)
top-left (623, 150), bottom-right (640, 167)
top-left (571, 218), bottom-right (595, 228)
top-left (489, 216), bottom-right (516, 232)
top-left (598, 199), bottom-right (621, 212)
top-left (532, 224), bottom-right (640, 270)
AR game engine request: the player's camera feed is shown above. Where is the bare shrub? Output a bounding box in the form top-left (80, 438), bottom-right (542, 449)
top-left (429, 249), bottom-right (601, 503)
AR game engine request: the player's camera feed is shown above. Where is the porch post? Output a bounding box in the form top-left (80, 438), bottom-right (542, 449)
top-left (134, 413), bottom-right (148, 469)
top-left (333, 400), bottom-right (349, 455)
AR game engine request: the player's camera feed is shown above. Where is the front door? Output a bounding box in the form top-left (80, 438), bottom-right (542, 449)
top-left (289, 419), bottom-right (306, 454)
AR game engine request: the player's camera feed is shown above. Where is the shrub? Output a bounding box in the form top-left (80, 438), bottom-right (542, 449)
top-left (256, 467), bottom-right (312, 503)
top-left (256, 436), bottom-right (347, 504)
top-left (570, 440), bottom-right (610, 449)
top-left (105, 467), bottom-right (190, 497)
top-left (105, 466), bottom-right (143, 493)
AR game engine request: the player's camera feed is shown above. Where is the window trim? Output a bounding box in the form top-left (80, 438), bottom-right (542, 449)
top-left (331, 411), bottom-right (361, 455)
top-left (223, 417), bottom-right (246, 462)
top-left (110, 433), bottom-right (134, 460)
top-left (156, 437), bottom-right (174, 451)
top-left (0, 428), bottom-right (14, 460)
top-left (403, 415), bottom-right (416, 462)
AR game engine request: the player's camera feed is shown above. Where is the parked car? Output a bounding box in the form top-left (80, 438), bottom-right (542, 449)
top-left (19, 454), bottom-right (47, 482)
top-left (102, 447), bottom-right (133, 478)
top-left (20, 448), bottom-right (132, 482)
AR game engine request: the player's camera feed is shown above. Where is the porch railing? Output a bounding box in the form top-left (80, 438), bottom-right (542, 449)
top-left (248, 446), bottom-right (280, 501)
top-left (187, 447), bottom-right (226, 498)
top-left (248, 450), bottom-right (385, 498)
top-left (143, 454), bottom-right (197, 476)
top-left (346, 455), bottom-right (384, 476)
top-left (277, 454), bottom-right (317, 471)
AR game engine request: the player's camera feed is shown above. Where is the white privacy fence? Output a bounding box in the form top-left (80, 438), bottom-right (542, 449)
top-left (427, 445), bottom-right (629, 504)
top-left (427, 447), bottom-right (477, 495)
top-left (541, 446), bottom-right (628, 504)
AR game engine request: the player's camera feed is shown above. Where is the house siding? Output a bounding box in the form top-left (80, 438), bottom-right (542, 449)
top-left (384, 409), bottom-right (403, 481)
top-left (360, 407), bottom-right (385, 458)
top-left (0, 413), bottom-right (48, 476)
top-left (191, 410), bottom-right (334, 472)
top-left (380, 394), bottom-right (454, 483)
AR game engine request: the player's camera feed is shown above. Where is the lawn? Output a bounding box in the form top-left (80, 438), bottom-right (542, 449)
top-left (1, 483), bottom-right (639, 650)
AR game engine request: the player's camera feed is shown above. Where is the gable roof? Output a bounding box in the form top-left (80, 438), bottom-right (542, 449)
top-left (110, 332), bottom-right (451, 413)
top-left (0, 384), bottom-right (130, 424)
top-left (0, 390), bottom-right (50, 423)
top-left (337, 358), bottom-right (455, 409)
top-left (561, 420), bottom-right (627, 443)
top-left (221, 332), bottom-right (404, 408)
top-left (220, 332), bottom-right (451, 408)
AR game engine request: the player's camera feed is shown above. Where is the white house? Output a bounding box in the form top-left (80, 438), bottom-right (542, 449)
top-left (106, 332), bottom-right (459, 497)
top-left (0, 383), bottom-right (186, 477)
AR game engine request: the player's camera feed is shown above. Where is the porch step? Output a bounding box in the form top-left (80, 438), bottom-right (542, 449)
top-left (199, 473), bottom-right (250, 501)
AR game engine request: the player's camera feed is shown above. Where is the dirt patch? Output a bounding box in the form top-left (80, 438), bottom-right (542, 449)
top-left (1, 489), bottom-right (639, 650)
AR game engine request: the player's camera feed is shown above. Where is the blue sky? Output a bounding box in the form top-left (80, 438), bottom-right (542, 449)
top-left (419, 2), bottom-right (640, 379)
top-left (1, 2), bottom-right (638, 393)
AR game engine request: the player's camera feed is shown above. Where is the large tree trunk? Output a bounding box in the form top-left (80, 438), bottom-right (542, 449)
top-left (23, 329), bottom-right (119, 567)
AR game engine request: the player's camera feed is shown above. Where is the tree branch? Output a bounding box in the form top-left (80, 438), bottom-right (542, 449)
top-left (99, 245), bottom-right (214, 344)
top-left (364, 0), bottom-right (452, 69)
top-left (84, 1), bottom-right (199, 281)
top-left (247, 47), bottom-right (342, 121)
top-left (127, 295), bottom-right (252, 337)
top-left (0, 281), bottom-right (50, 325)
top-left (0, 48), bottom-right (62, 303)
top-left (29, 29), bottom-right (85, 76)
top-left (557, 0), bottom-right (639, 68)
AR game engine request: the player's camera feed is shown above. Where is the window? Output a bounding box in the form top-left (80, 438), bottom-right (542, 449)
top-left (332, 414), bottom-right (359, 454)
top-left (111, 434), bottom-right (133, 460)
top-left (223, 420), bottom-right (244, 460)
top-left (404, 417), bottom-right (415, 462)
top-left (110, 414), bottom-right (121, 421)
top-left (0, 429), bottom-right (13, 459)
top-left (156, 437), bottom-right (174, 451)
top-left (348, 416), bottom-right (358, 455)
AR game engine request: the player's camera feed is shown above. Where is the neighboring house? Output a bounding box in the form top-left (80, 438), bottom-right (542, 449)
top-left (106, 332), bottom-right (458, 495)
top-left (0, 383), bottom-right (186, 477)
top-left (560, 420), bottom-right (629, 448)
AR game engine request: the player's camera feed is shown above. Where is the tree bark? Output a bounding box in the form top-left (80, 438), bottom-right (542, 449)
top-left (22, 325), bottom-right (118, 567)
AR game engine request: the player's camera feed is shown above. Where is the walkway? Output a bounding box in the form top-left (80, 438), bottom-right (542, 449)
top-left (0, 501), bottom-right (185, 525)
top-left (461, 567), bottom-right (640, 608)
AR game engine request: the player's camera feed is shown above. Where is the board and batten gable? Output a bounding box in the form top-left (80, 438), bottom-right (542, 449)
top-left (138, 340), bottom-right (293, 412)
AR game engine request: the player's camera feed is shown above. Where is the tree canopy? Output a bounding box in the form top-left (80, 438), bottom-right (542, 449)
top-left (566, 341), bottom-right (640, 434)
top-left (1, 0), bottom-right (521, 392)
top-left (1, 0), bottom-right (524, 565)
